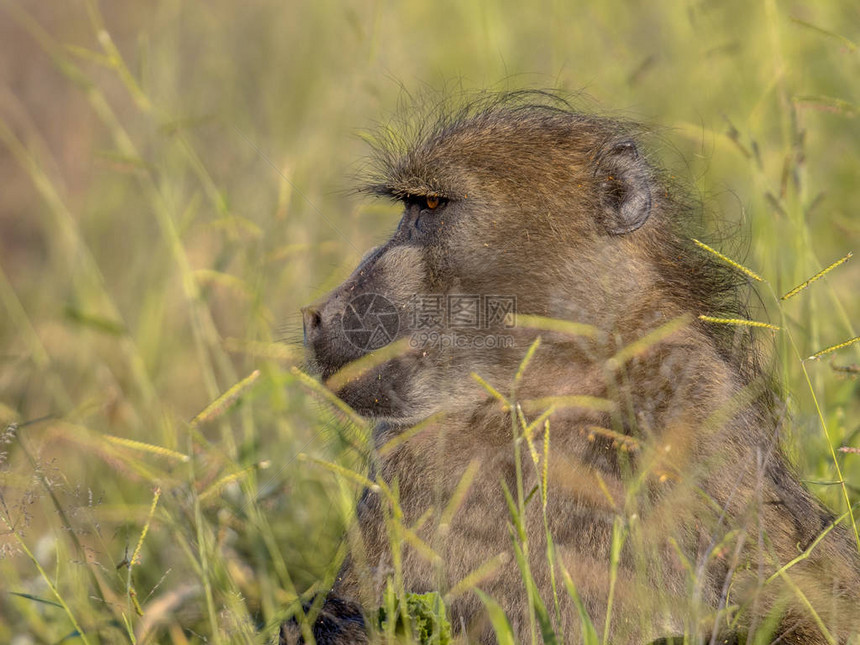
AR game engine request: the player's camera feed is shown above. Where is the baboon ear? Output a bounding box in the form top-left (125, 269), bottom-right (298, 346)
top-left (594, 139), bottom-right (652, 235)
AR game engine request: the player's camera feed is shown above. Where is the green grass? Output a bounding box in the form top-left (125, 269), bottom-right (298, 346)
top-left (0, 0), bottom-right (858, 643)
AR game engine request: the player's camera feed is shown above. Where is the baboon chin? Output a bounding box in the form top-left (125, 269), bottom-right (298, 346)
top-left (290, 92), bottom-right (860, 644)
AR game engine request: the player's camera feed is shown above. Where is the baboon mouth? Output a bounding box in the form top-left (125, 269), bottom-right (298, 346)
top-left (323, 354), bottom-right (420, 419)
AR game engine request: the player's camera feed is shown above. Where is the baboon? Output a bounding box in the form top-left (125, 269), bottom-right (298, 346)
top-left (285, 92), bottom-right (860, 644)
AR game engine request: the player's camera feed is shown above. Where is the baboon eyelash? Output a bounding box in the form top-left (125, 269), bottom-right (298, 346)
top-left (403, 194), bottom-right (447, 211)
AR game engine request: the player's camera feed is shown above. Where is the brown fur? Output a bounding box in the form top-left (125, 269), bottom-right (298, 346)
top-left (287, 92), bottom-right (860, 644)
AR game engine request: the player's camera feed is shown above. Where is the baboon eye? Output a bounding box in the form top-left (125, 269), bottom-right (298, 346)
top-left (404, 194), bottom-right (446, 212)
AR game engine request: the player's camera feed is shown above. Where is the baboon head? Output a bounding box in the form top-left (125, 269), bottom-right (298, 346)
top-left (302, 93), bottom-right (735, 422)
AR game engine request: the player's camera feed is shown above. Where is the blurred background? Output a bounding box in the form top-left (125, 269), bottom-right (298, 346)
top-left (0, 0), bottom-right (858, 642)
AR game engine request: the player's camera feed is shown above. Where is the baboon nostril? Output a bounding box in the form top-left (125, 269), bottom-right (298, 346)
top-left (301, 306), bottom-right (323, 342)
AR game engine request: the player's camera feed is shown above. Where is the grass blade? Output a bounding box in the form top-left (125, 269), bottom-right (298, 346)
top-left (780, 251), bottom-right (853, 300)
top-left (698, 316), bottom-right (780, 331)
top-left (692, 239), bottom-right (764, 282)
top-left (560, 564), bottom-right (600, 645)
top-left (511, 541), bottom-right (559, 645)
top-left (475, 590), bottom-right (516, 645)
top-left (807, 335), bottom-right (860, 361)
